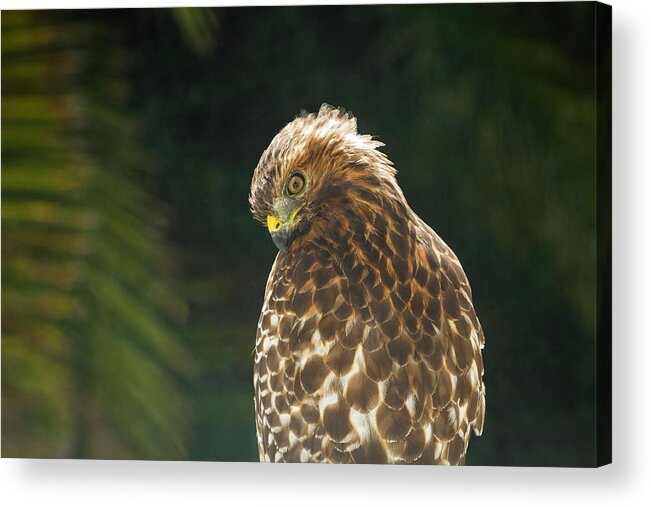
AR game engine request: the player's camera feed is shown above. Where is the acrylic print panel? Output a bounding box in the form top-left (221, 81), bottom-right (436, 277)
top-left (1, 2), bottom-right (611, 466)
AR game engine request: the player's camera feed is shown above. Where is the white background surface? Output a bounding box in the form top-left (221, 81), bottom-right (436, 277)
top-left (1, 0), bottom-right (650, 505)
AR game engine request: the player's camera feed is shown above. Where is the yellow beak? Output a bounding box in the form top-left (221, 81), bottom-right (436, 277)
top-left (266, 205), bottom-right (303, 252)
top-left (267, 215), bottom-right (283, 233)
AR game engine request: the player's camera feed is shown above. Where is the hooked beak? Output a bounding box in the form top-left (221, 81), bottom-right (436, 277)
top-left (266, 201), bottom-right (303, 253)
top-left (267, 215), bottom-right (291, 253)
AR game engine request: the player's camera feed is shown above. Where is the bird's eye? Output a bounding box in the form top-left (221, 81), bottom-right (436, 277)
top-left (287, 173), bottom-right (305, 195)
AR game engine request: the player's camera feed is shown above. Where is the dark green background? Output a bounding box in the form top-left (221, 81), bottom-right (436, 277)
top-left (2, 3), bottom-right (601, 466)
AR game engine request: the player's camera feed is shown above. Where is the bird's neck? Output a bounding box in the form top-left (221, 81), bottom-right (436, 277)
top-left (294, 178), bottom-right (417, 276)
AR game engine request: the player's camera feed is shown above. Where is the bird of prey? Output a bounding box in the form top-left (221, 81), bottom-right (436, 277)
top-left (249, 104), bottom-right (485, 464)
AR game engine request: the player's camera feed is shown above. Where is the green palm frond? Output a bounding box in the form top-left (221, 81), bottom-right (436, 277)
top-left (2, 10), bottom-right (191, 459)
top-left (171, 8), bottom-right (219, 55)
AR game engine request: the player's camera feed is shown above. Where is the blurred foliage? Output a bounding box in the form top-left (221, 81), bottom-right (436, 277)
top-left (170, 8), bottom-right (219, 56)
top-left (3, 4), bottom-right (600, 465)
top-left (2, 10), bottom-right (195, 459)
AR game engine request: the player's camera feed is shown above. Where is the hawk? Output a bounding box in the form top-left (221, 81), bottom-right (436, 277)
top-left (249, 105), bottom-right (485, 464)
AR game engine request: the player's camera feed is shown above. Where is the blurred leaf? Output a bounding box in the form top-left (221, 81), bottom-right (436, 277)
top-left (2, 10), bottom-right (190, 459)
top-left (171, 8), bottom-right (219, 56)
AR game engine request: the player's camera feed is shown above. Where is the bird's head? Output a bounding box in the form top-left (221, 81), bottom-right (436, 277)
top-left (249, 104), bottom-right (400, 253)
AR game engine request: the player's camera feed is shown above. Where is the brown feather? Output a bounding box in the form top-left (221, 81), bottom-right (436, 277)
top-left (300, 356), bottom-right (329, 395)
top-left (344, 371), bottom-right (380, 413)
top-left (324, 340), bottom-right (356, 376)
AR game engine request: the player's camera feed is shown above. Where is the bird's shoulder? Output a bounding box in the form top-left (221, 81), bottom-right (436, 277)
top-left (255, 216), bottom-right (485, 463)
